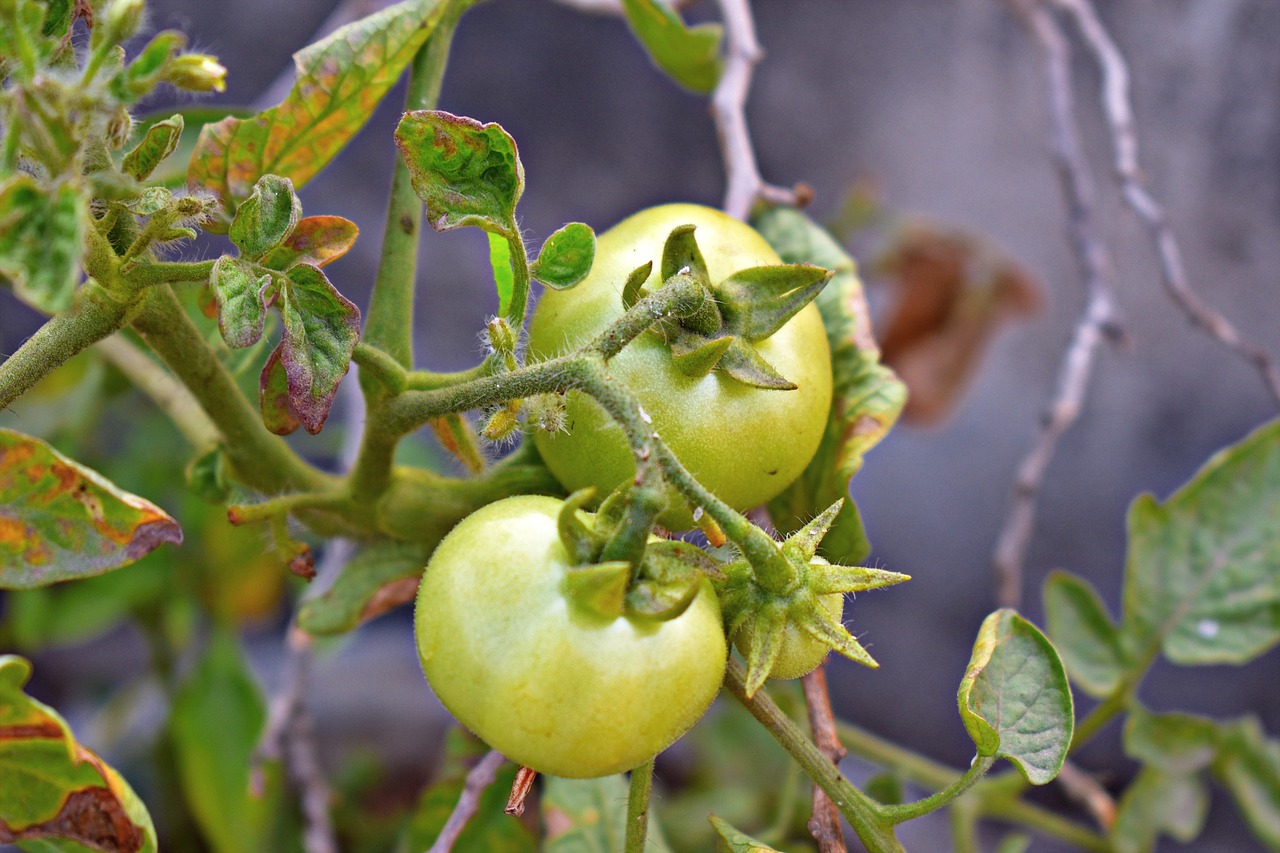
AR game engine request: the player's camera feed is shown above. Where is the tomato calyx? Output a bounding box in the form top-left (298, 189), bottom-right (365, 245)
top-left (621, 223), bottom-right (833, 390)
top-left (716, 499), bottom-right (911, 695)
top-left (558, 487), bottom-right (725, 621)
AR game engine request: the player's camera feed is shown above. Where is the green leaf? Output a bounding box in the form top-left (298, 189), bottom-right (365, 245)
top-left (276, 264), bottom-right (361, 434)
top-left (532, 222), bottom-right (595, 289)
top-left (957, 609), bottom-right (1073, 785)
top-left (709, 814), bottom-right (781, 852)
top-left (297, 541), bottom-right (431, 636)
top-left (1122, 419), bottom-right (1280, 666)
top-left (0, 655), bottom-right (157, 852)
top-left (229, 175), bottom-right (301, 261)
top-left (170, 631), bottom-right (277, 853)
top-left (260, 215), bottom-right (359, 270)
top-left (1123, 707), bottom-right (1220, 775)
top-left (211, 256), bottom-right (271, 348)
top-left (396, 728), bottom-right (535, 853)
top-left (0, 429), bottom-right (183, 589)
top-left (122, 114), bottom-right (184, 180)
top-left (1042, 570), bottom-right (1126, 697)
top-left (187, 0), bottom-right (451, 205)
top-left (620, 0), bottom-right (723, 94)
top-left (394, 110), bottom-right (524, 236)
top-left (488, 231), bottom-right (515, 316)
top-left (1110, 766), bottom-right (1208, 853)
top-left (1213, 717), bottom-right (1280, 850)
top-left (542, 775), bottom-right (671, 853)
top-left (185, 445), bottom-right (231, 505)
top-left (134, 106), bottom-right (254, 190)
top-left (757, 207), bottom-right (906, 563)
top-left (259, 345), bottom-right (301, 436)
top-left (0, 175), bottom-right (85, 314)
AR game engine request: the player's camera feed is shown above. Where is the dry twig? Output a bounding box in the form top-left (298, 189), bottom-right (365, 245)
top-left (802, 667), bottom-right (849, 853)
top-left (427, 749), bottom-right (508, 853)
top-left (992, 0), bottom-right (1125, 609)
top-left (711, 0), bottom-right (810, 219)
top-left (1050, 0), bottom-right (1280, 407)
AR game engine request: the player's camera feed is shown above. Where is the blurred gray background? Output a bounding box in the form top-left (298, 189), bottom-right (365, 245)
top-left (4, 0), bottom-right (1279, 849)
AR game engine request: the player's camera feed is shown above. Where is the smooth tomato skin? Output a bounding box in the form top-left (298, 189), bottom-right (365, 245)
top-left (413, 495), bottom-right (728, 779)
top-left (529, 204), bottom-right (833, 530)
top-left (734, 591), bottom-right (845, 680)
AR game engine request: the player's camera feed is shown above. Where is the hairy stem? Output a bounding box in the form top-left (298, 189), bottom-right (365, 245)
top-left (724, 661), bottom-right (903, 853)
top-left (624, 758), bottom-right (655, 853)
top-left (95, 335), bottom-right (219, 450)
top-left (879, 755), bottom-right (996, 824)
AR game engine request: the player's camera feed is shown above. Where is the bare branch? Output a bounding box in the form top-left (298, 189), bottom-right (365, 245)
top-left (992, 0), bottom-right (1124, 609)
top-left (1050, 0), bottom-right (1280, 407)
top-left (427, 749), bottom-right (508, 853)
top-left (710, 0), bottom-right (808, 218)
top-left (1056, 761), bottom-right (1118, 832)
top-left (505, 766), bottom-right (538, 816)
top-left (802, 666), bottom-right (848, 853)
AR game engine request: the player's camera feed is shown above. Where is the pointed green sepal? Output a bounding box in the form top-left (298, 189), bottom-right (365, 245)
top-left (742, 602), bottom-right (787, 697)
top-left (627, 576), bottom-right (701, 621)
top-left (781, 499), bottom-right (844, 562)
top-left (671, 334), bottom-right (734, 379)
top-left (717, 337), bottom-right (797, 389)
top-left (797, 604), bottom-right (879, 669)
top-left (809, 563), bottom-right (911, 595)
top-left (645, 539), bottom-right (726, 582)
top-left (621, 261), bottom-right (653, 310)
top-left (660, 223), bottom-right (709, 288)
top-left (564, 561), bottom-right (632, 619)
top-left (558, 488), bottom-right (601, 564)
top-left (716, 264), bottom-right (831, 341)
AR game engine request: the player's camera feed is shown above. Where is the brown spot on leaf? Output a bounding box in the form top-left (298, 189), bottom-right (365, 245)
top-left (0, 787), bottom-right (144, 852)
top-left (399, 213), bottom-right (414, 235)
top-left (0, 722), bottom-right (64, 740)
top-left (358, 576), bottom-right (420, 624)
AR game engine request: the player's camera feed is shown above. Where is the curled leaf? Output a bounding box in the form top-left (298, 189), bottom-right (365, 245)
top-left (532, 222), bottom-right (595, 289)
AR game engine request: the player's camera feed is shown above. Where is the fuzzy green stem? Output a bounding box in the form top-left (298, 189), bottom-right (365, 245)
top-left (127, 259), bottom-right (216, 287)
top-left (130, 285), bottom-right (333, 494)
top-left (228, 490), bottom-right (345, 526)
top-left (0, 282), bottom-right (134, 410)
top-left (352, 342), bottom-right (409, 395)
top-left (724, 661), bottom-right (903, 853)
top-left (1071, 676), bottom-right (1138, 752)
top-left (360, 9), bottom-right (462, 372)
top-left (503, 231), bottom-right (532, 330)
top-left (982, 795), bottom-right (1110, 852)
top-left (879, 755), bottom-right (996, 824)
top-left (624, 759), bottom-right (655, 853)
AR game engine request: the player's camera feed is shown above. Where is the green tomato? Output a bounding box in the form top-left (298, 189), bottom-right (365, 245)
top-left (733, 590), bottom-right (846, 680)
top-left (529, 204), bottom-right (833, 529)
top-left (413, 495), bottom-right (727, 778)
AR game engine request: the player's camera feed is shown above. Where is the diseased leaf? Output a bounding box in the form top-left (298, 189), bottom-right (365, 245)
top-left (394, 110), bottom-right (523, 236)
top-left (122, 114), bottom-right (184, 181)
top-left (297, 541), bottom-right (431, 636)
top-left (0, 175), bottom-right (85, 314)
top-left (277, 264), bottom-right (361, 434)
top-left (187, 0), bottom-right (451, 205)
top-left (709, 814), bottom-right (781, 852)
top-left (0, 655), bottom-right (157, 853)
top-left (532, 222), bottom-right (595, 290)
top-left (1213, 717), bottom-right (1280, 850)
top-left (259, 345), bottom-right (301, 436)
top-left (1122, 419), bottom-right (1280, 666)
top-left (620, 0), bottom-right (723, 94)
top-left (229, 174), bottom-right (301, 261)
top-left (260, 215), bottom-right (359, 270)
top-left (757, 207), bottom-right (906, 563)
top-left (1043, 570), bottom-right (1127, 697)
top-left (957, 609), bottom-right (1073, 785)
top-left (170, 632), bottom-right (280, 853)
top-left (211, 255), bottom-right (271, 348)
top-left (542, 775), bottom-right (671, 853)
top-left (1110, 767), bottom-right (1208, 853)
top-left (1124, 707), bottom-right (1220, 775)
top-left (396, 728), bottom-right (535, 853)
top-left (0, 430), bottom-right (183, 589)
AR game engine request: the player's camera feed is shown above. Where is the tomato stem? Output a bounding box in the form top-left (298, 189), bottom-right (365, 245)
top-left (624, 758), bottom-right (656, 853)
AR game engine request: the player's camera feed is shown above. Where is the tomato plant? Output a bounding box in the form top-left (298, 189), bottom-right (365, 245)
top-left (529, 204), bottom-right (833, 530)
top-left (413, 495), bottom-right (727, 779)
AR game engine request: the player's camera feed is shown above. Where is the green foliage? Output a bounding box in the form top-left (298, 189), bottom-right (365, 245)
top-left (297, 541), bottom-right (432, 635)
top-left (541, 775), bottom-right (672, 853)
top-left (275, 264), bottom-right (361, 434)
top-left (957, 609), bottom-right (1073, 785)
top-left (532, 222), bottom-right (596, 290)
top-left (229, 175), bottom-right (302, 262)
top-left (1042, 570), bottom-right (1125, 697)
top-left (709, 815), bottom-right (782, 852)
top-left (121, 114), bottom-right (184, 181)
top-left (0, 176), bottom-right (85, 313)
top-left (620, 0), bottom-right (724, 94)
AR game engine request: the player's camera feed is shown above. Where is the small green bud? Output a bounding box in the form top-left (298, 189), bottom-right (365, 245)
top-left (486, 316), bottom-right (518, 369)
top-left (105, 106), bottom-right (133, 150)
top-left (482, 404), bottom-right (520, 442)
top-left (164, 53), bottom-right (227, 93)
top-left (104, 0), bottom-right (145, 43)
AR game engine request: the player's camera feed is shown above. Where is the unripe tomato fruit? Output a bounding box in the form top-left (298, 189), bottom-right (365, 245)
top-left (413, 495), bottom-right (728, 778)
top-left (733, 590), bottom-right (846, 680)
top-left (529, 204), bottom-right (833, 529)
